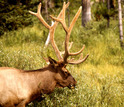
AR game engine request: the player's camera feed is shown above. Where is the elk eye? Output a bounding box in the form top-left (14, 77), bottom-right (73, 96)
top-left (65, 71), bottom-right (68, 74)
top-left (64, 71), bottom-right (69, 76)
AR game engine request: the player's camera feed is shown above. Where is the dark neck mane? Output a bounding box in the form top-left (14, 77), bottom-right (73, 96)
top-left (23, 65), bottom-right (52, 72)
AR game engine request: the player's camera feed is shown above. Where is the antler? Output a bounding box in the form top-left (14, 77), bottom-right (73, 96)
top-left (29, 2), bottom-right (89, 65)
top-left (29, 2), bottom-right (70, 61)
top-left (50, 3), bottom-right (89, 64)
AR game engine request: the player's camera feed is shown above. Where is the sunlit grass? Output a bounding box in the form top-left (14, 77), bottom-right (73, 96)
top-left (0, 16), bottom-right (124, 107)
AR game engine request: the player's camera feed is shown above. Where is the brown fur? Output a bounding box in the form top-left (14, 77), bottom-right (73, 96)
top-left (0, 57), bottom-right (76, 107)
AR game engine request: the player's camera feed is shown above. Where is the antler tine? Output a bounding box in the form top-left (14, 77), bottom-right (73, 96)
top-left (50, 15), bottom-right (68, 32)
top-left (60, 42), bottom-right (73, 56)
top-left (68, 6), bottom-right (82, 34)
top-left (63, 6), bottom-right (89, 64)
top-left (68, 42), bottom-right (73, 50)
top-left (68, 45), bottom-right (89, 64)
top-left (69, 45), bottom-right (85, 56)
top-left (65, 6), bottom-right (82, 52)
top-left (29, 3), bottom-right (51, 29)
top-left (68, 54), bottom-right (89, 65)
top-left (50, 2), bottom-right (68, 33)
top-left (52, 2), bottom-right (70, 29)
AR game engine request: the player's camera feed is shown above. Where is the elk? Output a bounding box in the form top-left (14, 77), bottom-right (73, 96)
top-left (0, 2), bottom-right (89, 107)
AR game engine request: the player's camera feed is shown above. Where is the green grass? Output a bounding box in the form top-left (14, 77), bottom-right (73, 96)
top-left (0, 4), bottom-right (124, 107)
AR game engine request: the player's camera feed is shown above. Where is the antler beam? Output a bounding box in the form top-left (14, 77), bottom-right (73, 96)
top-left (29, 3), bottom-right (51, 29)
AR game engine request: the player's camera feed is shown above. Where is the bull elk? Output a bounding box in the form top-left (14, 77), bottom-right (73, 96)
top-left (0, 2), bottom-right (89, 107)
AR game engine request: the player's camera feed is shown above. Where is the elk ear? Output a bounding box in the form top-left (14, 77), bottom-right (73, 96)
top-left (48, 56), bottom-right (59, 68)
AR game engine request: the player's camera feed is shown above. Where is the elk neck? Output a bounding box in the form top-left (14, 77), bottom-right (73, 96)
top-left (21, 65), bottom-right (58, 94)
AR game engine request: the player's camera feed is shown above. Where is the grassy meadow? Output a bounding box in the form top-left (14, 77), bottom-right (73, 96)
top-left (0, 2), bottom-right (124, 107)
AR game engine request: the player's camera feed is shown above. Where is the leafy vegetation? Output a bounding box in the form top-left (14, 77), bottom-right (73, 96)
top-left (0, 0), bottom-right (124, 107)
top-left (0, 0), bottom-right (39, 35)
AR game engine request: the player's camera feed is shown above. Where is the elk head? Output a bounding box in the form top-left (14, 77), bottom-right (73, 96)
top-left (48, 56), bottom-right (76, 89)
top-left (29, 2), bottom-right (89, 89)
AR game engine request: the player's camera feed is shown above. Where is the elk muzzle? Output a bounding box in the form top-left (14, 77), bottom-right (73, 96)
top-left (68, 84), bottom-right (76, 89)
top-left (68, 77), bottom-right (77, 89)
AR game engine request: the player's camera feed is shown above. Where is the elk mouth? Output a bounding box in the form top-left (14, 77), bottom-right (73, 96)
top-left (56, 83), bottom-right (75, 89)
top-left (68, 84), bottom-right (75, 89)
